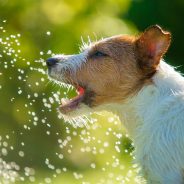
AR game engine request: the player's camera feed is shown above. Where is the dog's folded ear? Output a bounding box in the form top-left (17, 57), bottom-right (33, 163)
top-left (135, 25), bottom-right (171, 72)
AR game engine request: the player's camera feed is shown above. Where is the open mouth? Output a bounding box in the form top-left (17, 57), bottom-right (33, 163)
top-left (59, 85), bottom-right (86, 114)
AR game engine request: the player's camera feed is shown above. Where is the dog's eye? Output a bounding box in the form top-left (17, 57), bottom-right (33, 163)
top-left (92, 51), bottom-right (108, 58)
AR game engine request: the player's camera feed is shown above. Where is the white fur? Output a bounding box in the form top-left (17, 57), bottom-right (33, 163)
top-left (107, 60), bottom-right (184, 184)
top-left (49, 51), bottom-right (88, 82)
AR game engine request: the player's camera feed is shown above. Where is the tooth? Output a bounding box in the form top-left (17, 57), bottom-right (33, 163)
top-left (61, 98), bottom-right (70, 105)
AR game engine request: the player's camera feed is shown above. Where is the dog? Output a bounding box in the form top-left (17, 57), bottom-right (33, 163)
top-left (46, 25), bottom-right (184, 184)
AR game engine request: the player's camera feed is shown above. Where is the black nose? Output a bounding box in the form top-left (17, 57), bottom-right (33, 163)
top-left (46, 58), bottom-right (59, 67)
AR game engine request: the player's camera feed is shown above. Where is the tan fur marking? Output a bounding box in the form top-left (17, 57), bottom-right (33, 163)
top-left (135, 25), bottom-right (171, 73)
top-left (62, 26), bottom-right (171, 107)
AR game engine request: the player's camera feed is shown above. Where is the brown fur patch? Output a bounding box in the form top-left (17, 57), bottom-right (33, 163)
top-left (64, 25), bottom-right (171, 107)
top-left (135, 25), bottom-right (171, 74)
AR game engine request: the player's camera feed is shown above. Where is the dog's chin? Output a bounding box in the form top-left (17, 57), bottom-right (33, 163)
top-left (58, 103), bottom-right (92, 118)
top-left (58, 103), bottom-right (94, 127)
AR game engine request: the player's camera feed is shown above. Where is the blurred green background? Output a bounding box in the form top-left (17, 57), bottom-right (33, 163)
top-left (0, 0), bottom-right (184, 183)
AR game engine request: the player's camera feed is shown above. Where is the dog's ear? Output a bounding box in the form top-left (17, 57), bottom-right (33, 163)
top-left (135, 25), bottom-right (171, 72)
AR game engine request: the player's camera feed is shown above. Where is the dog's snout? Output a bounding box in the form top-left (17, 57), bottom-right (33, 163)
top-left (46, 58), bottom-right (59, 67)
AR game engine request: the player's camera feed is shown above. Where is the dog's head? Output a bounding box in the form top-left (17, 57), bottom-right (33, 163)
top-left (47, 25), bottom-right (171, 121)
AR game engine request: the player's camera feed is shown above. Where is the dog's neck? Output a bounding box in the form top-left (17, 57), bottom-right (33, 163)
top-left (108, 60), bottom-right (184, 138)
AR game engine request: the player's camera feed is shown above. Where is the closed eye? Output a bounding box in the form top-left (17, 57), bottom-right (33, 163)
top-left (91, 51), bottom-right (108, 58)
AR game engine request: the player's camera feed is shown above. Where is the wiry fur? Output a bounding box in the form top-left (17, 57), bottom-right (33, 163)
top-left (110, 61), bottom-right (184, 183)
top-left (47, 25), bottom-right (184, 183)
top-left (49, 51), bottom-right (88, 81)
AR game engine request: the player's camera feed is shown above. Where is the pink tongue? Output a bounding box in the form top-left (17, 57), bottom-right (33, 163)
top-left (59, 86), bottom-right (85, 114)
top-left (77, 86), bottom-right (85, 95)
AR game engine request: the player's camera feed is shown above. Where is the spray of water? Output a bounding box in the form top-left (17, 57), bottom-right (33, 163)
top-left (0, 21), bottom-right (142, 184)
